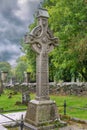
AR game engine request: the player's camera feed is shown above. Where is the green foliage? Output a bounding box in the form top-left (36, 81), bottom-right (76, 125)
top-left (19, 21), bottom-right (37, 82)
top-left (19, 0), bottom-right (87, 82)
top-left (0, 62), bottom-right (11, 72)
top-left (51, 95), bottom-right (87, 120)
top-left (0, 89), bottom-right (27, 112)
top-left (43, 0), bottom-right (87, 81)
top-left (15, 56), bottom-right (28, 83)
top-left (0, 90), bottom-right (87, 120)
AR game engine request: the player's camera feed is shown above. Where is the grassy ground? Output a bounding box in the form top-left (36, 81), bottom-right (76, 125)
top-left (51, 95), bottom-right (87, 120)
top-left (0, 89), bottom-right (27, 112)
top-left (0, 89), bottom-right (87, 120)
top-left (31, 94), bottom-right (87, 119)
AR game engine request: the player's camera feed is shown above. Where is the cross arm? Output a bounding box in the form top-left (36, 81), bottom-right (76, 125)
top-left (47, 37), bottom-right (59, 53)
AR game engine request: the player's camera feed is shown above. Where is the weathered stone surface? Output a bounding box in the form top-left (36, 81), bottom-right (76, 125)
top-left (24, 8), bottom-right (58, 101)
top-left (53, 82), bottom-right (87, 95)
top-left (24, 8), bottom-right (59, 130)
top-left (24, 122), bottom-right (55, 130)
top-left (0, 80), bottom-right (3, 94)
top-left (0, 71), bottom-right (8, 93)
top-left (22, 91), bottom-right (30, 104)
top-left (1, 71), bottom-right (8, 82)
top-left (25, 100), bottom-right (58, 127)
top-left (24, 72), bottom-right (31, 83)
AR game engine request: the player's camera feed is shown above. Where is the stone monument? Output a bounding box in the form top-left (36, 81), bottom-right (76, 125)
top-left (1, 71), bottom-right (8, 83)
top-left (24, 8), bottom-right (59, 130)
top-left (21, 72), bottom-right (31, 104)
top-left (24, 72), bottom-right (31, 84)
top-left (0, 80), bottom-right (3, 94)
top-left (0, 71), bottom-right (8, 94)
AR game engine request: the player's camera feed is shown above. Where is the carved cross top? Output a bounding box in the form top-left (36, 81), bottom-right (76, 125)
top-left (24, 8), bottom-right (58, 100)
top-left (25, 9), bottom-right (58, 54)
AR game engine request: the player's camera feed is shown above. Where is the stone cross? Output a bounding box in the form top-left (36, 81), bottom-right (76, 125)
top-left (24, 8), bottom-right (58, 101)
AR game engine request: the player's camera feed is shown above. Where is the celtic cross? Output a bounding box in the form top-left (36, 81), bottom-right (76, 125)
top-left (24, 8), bottom-right (58, 100)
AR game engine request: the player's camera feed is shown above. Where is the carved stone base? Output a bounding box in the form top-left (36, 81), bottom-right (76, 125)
top-left (25, 99), bottom-right (59, 129)
top-left (24, 122), bottom-right (55, 130)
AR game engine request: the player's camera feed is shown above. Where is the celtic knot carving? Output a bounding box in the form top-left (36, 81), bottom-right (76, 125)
top-left (42, 18), bottom-right (48, 27)
top-left (24, 8), bottom-right (58, 100)
top-left (31, 26), bottom-right (42, 37)
top-left (41, 35), bottom-right (49, 43)
top-left (47, 28), bottom-right (54, 38)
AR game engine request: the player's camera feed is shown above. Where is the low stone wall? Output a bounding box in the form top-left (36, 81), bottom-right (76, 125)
top-left (6, 82), bottom-right (87, 96)
top-left (49, 82), bottom-right (87, 96)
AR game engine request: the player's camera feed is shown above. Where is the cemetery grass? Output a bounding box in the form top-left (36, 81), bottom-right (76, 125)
top-left (0, 90), bottom-right (87, 120)
top-left (0, 89), bottom-right (27, 112)
top-left (31, 94), bottom-right (87, 120)
top-left (51, 95), bottom-right (87, 120)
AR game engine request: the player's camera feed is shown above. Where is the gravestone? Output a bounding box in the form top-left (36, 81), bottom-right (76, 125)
top-left (22, 91), bottom-right (30, 104)
top-left (24, 72), bottom-right (31, 84)
top-left (1, 71), bottom-right (8, 83)
top-left (21, 72), bottom-right (31, 104)
top-left (0, 80), bottom-right (3, 94)
top-left (24, 8), bottom-right (59, 130)
top-left (0, 71), bottom-right (8, 93)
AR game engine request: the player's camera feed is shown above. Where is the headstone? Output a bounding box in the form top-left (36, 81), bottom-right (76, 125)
top-left (0, 80), bottom-right (3, 94)
top-left (24, 8), bottom-right (59, 130)
top-left (24, 72), bottom-right (31, 84)
top-left (1, 71), bottom-right (8, 88)
top-left (0, 71), bottom-right (8, 93)
top-left (1, 71), bottom-right (8, 83)
top-left (21, 72), bottom-right (31, 104)
top-left (22, 91), bottom-right (30, 104)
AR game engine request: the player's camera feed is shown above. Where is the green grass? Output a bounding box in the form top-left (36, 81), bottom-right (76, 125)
top-left (0, 89), bottom-right (27, 112)
top-left (50, 95), bottom-right (87, 120)
top-left (0, 90), bottom-right (87, 120)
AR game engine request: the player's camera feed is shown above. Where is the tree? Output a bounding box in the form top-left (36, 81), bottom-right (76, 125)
top-left (43, 0), bottom-right (87, 81)
top-left (20, 36), bottom-right (36, 82)
top-left (15, 56), bottom-right (28, 83)
top-left (0, 62), bottom-right (11, 72)
top-left (21, 0), bottom-right (87, 82)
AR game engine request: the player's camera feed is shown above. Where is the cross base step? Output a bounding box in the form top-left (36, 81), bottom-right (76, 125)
top-left (25, 99), bottom-right (59, 129)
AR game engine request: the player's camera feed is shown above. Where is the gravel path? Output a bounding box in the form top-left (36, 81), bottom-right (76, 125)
top-left (0, 111), bottom-right (26, 125)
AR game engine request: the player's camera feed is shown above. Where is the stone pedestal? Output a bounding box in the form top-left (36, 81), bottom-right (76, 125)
top-left (25, 100), bottom-right (58, 130)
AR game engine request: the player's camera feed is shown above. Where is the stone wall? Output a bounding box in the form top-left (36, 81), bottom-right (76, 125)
top-left (49, 82), bottom-right (87, 96)
top-left (6, 82), bottom-right (87, 96)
